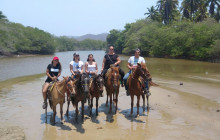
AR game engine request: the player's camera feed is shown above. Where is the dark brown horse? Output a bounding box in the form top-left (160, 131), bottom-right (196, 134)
top-left (127, 63), bottom-right (157, 117)
top-left (89, 74), bottom-right (104, 116)
top-left (46, 76), bottom-right (75, 124)
top-left (105, 65), bottom-right (120, 114)
top-left (70, 73), bottom-right (90, 121)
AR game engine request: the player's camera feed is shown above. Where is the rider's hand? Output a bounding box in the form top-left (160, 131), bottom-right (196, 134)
top-left (100, 69), bottom-right (103, 73)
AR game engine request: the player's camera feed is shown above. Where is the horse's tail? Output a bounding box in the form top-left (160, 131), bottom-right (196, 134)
top-left (149, 81), bottom-right (159, 86)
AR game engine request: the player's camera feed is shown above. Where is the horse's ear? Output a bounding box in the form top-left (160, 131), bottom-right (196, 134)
top-left (137, 63), bottom-right (141, 68)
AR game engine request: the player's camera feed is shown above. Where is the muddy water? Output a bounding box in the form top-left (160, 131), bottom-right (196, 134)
top-left (0, 51), bottom-right (220, 140)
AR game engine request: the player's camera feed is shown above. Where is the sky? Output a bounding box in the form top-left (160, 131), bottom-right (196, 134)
top-left (1, 0), bottom-right (158, 36)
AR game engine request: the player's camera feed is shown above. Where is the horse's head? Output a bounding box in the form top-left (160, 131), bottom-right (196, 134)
top-left (110, 65), bottom-right (120, 89)
top-left (81, 73), bottom-right (90, 94)
top-left (95, 74), bottom-right (104, 94)
top-left (136, 63), bottom-right (151, 80)
top-left (63, 76), bottom-right (77, 97)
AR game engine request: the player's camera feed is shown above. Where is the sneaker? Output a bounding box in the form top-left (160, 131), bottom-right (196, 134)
top-left (144, 89), bottom-right (151, 96)
top-left (42, 102), bottom-right (47, 109)
top-left (126, 90), bottom-right (130, 96)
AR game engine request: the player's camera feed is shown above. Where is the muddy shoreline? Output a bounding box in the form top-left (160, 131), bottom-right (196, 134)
top-left (0, 76), bottom-right (220, 140)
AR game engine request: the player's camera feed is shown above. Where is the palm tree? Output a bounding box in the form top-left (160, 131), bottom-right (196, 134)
top-left (157, 0), bottom-right (179, 24)
top-left (205, 0), bottom-right (220, 16)
top-left (144, 6), bottom-right (161, 21)
top-left (181, 0), bottom-right (200, 21)
top-left (0, 11), bottom-right (6, 19)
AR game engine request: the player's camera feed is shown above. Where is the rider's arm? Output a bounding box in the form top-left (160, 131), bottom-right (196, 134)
top-left (114, 56), bottom-right (121, 66)
top-left (101, 57), bottom-right (106, 72)
top-left (85, 62), bottom-right (89, 74)
top-left (70, 64), bottom-right (75, 75)
top-left (127, 63), bottom-right (133, 70)
top-left (95, 62), bottom-right (98, 74)
top-left (80, 64), bottom-right (84, 74)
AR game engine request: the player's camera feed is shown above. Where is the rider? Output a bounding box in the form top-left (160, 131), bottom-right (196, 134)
top-left (101, 45), bottom-right (125, 87)
top-left (85, 54), bottom-right (98, 78)
top-left (70, 52), bottom-right (84, 79)
top-left (123, 48), bottom-right (151, 96)
top-left (42, 56), bottom-right (62, 109)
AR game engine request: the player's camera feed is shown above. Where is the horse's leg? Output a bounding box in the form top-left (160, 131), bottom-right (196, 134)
top-left (109, 93), bottom-right (112, 114)
top-left (60, 103), bottom-right (64, 124)
top-left (66, 96), bottom-right (70, 116)
top-left (90, 97), bottom-right (93, 116)
top-left (130, 94), bottom-right (134, 116)
top-left (142, 94), bottom-right (145, 113)
top-left (136, 95), bottom-right (140, 117)
top-left (81, 100), bottom-right (84, 120)
top-left (146, 95), bottom-right (149, 110)
top-left (96, 97), bottom-right (99, 116)
top-left (105, 90), bottom-right (109, 106)
top-left (53, 106), bottom-right (56, 125)
top-left (75, 103), bottom-right (78, 122)
top-left (115, 92), bottom-right (119, 114)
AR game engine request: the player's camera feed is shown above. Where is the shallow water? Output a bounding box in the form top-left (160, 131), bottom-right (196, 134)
top-left (0, 51), bottom-right (220, 140)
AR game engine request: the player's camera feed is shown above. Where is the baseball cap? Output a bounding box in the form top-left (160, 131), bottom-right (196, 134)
top-left (53, 56), bottom-right (59, 60)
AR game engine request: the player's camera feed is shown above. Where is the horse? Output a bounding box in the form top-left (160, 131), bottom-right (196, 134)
top-left (127, 63), bottom-right (157, 117)
top-left (105, 65), bottom-right (120, 114)
top-left (46, 76), bottom-right (76, 124)
top-left (88, 74), bottom-right (104, 116)
top-left (70, 73), bottom-right (90, 121)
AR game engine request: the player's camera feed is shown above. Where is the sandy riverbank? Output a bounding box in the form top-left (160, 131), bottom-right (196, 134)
top-left (0, 77), bottom-right (220, 140)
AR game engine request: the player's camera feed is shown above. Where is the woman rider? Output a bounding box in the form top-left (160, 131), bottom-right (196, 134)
top-left (85, 54), bottom-right (98, 78)
top-left (70, 52), bottom-right (84, 79)
top-left (42, 56), bottom-right (62, 109)
top-left (101, 45), bottom-right (125, 86)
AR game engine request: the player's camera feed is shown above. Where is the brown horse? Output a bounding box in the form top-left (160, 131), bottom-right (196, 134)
top-left (105, 65), bottom-right (120, 114)
top-left (127, 63), bottom-right (156, 117)
top-left (89, 74), bottom-right (104, 116)
top-left (46, 76), bottom-right (75, 124)
top-left (71, 73), bottom-right (90, 121)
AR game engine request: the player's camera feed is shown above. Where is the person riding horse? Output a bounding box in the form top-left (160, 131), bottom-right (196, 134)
top-left (101, 45), bottom-right (125, 87)
top-left (123, 48), bottom-right (151, 96)
top-left (42, 56), bottom-right (62, 109)
top-left (70, 52), bottom-right (84, 79)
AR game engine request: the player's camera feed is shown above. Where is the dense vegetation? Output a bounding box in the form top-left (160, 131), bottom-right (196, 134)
top-left (107, 0), bottom-right (220, 61)
top-left (0, 12), bottom-right (106, 56)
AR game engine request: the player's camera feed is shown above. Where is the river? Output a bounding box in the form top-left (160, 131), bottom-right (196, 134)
top-left (0, 50), bottom-right (220, 140)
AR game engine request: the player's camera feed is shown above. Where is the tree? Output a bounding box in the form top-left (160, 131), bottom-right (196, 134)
top-left (181, 0), bottom-right (201, 21)
top-left (157, 0), bottom-right (179, 24)
top-left (144, 6), bottom-right (161, 21)
top-left (0, 11), bottom-right (7, 19)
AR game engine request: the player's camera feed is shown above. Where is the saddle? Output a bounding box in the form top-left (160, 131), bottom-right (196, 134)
top-left (127, 74), bottom-right (146, 90)
top-left (47, 82), bottom-right (56, 100)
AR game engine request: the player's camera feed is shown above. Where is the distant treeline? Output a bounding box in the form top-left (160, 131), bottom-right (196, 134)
top-left (0, 15), bottom-right (106, 56)
top-left (107, 0), bottom-right (220, 62)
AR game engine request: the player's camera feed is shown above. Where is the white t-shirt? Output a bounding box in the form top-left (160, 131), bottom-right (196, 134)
top-left (87, 63), bottom-right (96, 72)
top-left (128, 56), bottom-right (145, 66)
top-left (70, 60), bottom-right (84, 72)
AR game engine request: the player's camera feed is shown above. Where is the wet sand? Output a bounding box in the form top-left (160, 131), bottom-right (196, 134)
top-left (0, 76), bottom-right (220, 140)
